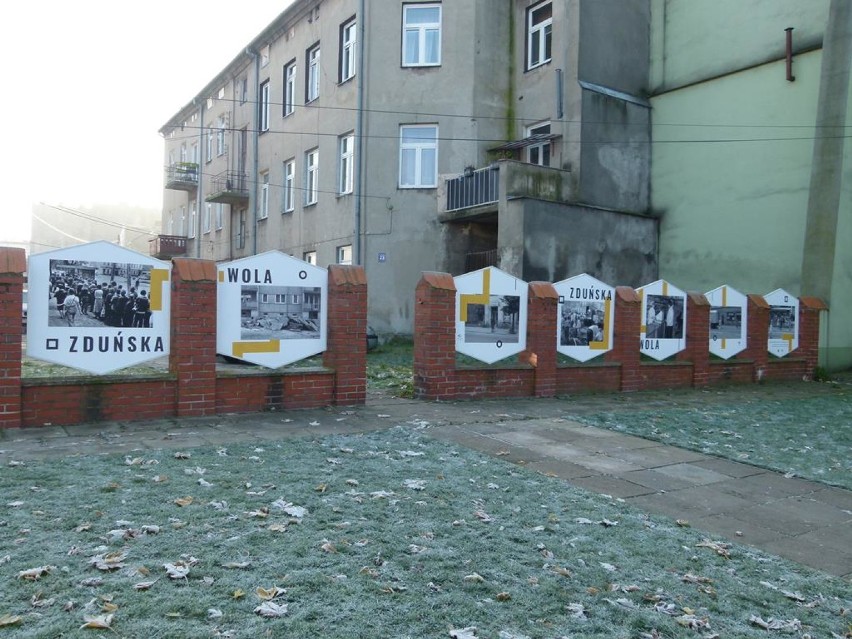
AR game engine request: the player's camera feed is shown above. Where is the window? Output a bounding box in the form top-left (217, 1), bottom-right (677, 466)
top-left (260, 80), bottom-right (270, 132)
top-left (339, 133), bottom-right (354, 194)
top-left (190, 143), bottom-right (198, 164)
top-left (216, 115), bottom-right (227, 156)
top-left (337, 245), bottom-right (352, 265)
top-left (292, 294), bottom-right (300, 304)
top-left (178, 206), bottom-right (185, 236)
top-left (306, 44), bottom-right (321, 102)
top-left (188, 203), bottom-right (197, 238)
top-left (305, 148), bottom-right (319, 205)
top-left (260, 45), bottom-right (270, 68)
top-left (259, 171), bottom-right (269, 219)
top-left (526, 121), bottom-right (551, 166)
top-left (180, 143), bottom-right (187, 163)
top-left (235, 210), bottom-right (246, 249)
top-left (340, 18), bottom-right (357, 82)
top-left (527, 1), bottom-right (552, 70)
top-left (303, 251), bottom-right (317, 265)
top-left (403, 4), bottom-right (441, 66)
top-left (203, 203), bottom-right (211, 234)
top-left (167, 211), bottom-right (174, 235)
top-left (239, 77), bottom-right (248, 104)
top-left (206, 129), bottom-right (213, 162)
top-left (216, 203), bottom-right (224, 230)
top-left (283, 60), bottom-right (297, 116)
top-left (283, 159), bottom-right (295, 212)
top-left (399, 124), bottom-right (438, 188)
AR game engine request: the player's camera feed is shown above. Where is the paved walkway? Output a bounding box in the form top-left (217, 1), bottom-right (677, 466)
top-left (1, 389), bottom-right (850, 579)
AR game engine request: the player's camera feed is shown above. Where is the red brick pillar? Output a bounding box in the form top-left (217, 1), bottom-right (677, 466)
top-left (0, 248), bottom-right (25, 428)
top-left (744, 294), bottom-right (770, 382)
top-left (323, 265), bottom-right (367, 405)
top-left (413, 272), bottom-right (457, 400)
top-left (169, 258), bottom-right (218, 417)
top-left (798, 296), bottom-right (827, 379)
top-left (520, 282), bottom-right (558, 397)
top-left (607, 286), bottom-right (642, 392)
top-left (677, 292), bottom-right (711, 387)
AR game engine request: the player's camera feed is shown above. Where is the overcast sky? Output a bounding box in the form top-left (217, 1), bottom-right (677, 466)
top-left (2, 1), bottom-right (291, 242)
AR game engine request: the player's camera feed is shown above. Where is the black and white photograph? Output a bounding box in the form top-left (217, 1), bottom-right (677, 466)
top-left (240, 285), bottom-right (322, 340)
top-left (48, 259), bottom-right (154, 328)
top-left (710, 306), bottom-right (743, 340)
top-left (560, 301), bottom-right (605, 346)
top-left (645, 294), bottom-right (684, 340)
top-left (464, 295), bottom-right (520, 344)
top-left (769, 306), bottom-right (796, 339)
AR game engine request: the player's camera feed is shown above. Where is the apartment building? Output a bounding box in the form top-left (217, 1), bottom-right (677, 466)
top-left (157, 0), bottom-right (658, 335)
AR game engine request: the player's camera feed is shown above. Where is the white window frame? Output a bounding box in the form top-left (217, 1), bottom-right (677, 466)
top-left (337, 244), bottom-right (352, 265)
top-left (402, 4), bottom-right (441, 67)
top-left (216, 115), bottom-right (226, 156)
top-left (307, 44), bottom-right (321, 102)
top-left (283, 61), bottom-right (297, 116)
top-left (340, 18), bottom-right (357, 82)
top-left (235, 210), bottom-right (246, 250)
top-left (525, 121), bottom-right (551, 166)
top-left (188, 203), bottom-right (197, 238)
top-left (206, 129), bottom-right (213, 162)
top-left (216, 203), bottom-right (224, 230)
top-left (260, 45), bottom-right (270, 68)
top-left (527, 0), bottom-right (552, 70)
top-left (178, 206), bottom-right (185, 236)
top-left (339, 133), bottom-right (354, 195)
top-left (260, 80), bottom-right (270, 132)
top-left (203, 203), bottom-right (211, 234)
top-left (283, 159), bottom-right (295, 212)
top-left (303, 251), bottom-right (317, 265)
top-left (399, 124), bottom-right (438, 188)
top-left (305, 148), bottom-right (319, 205)
top-left (259, 171), bottom-right (269, 219)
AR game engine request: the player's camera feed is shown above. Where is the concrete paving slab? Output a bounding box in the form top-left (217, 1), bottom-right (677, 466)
top-left (689, 457), bottom-right (769, 479)
top-left (715, 473), bottom-right (824, 501)
top-left (615, 468), bottom-right (706, 492)
top-left (558, 453), bottom-right (646, 474)
top-left (648, 463), bottom-right (732, 486)
top-left (724, 499), bottom-right (842, 537)
top-left (688, 513), bottom-right (787, 547)
top-left (567, 474), bottom-right (656, 498)
top-left (809, 487), bottom-right (852, 512)
top-left (609, 445), bottom-right (709, 468)
top-left (760, 537), bottom-right (852, 578)
top-left (625, 493), bottom-right (697, 522)
top-left (494, 430), bottom-right (562, 448)
top-left (428, 429), bottom-right (548, 464)
top-left (653, 484), bottom-right (756, 517)
top-left (524, 458), bottom-right (597, 480)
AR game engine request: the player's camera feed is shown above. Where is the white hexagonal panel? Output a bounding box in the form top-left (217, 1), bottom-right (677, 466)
top-left (217, 251), bottom-right (327, 367)
top-left (554, 273), bottom-right (614, 362)
top-left (637, 279), bottom-right (687, 361)
top-left (705, 285), bottom-right (748, 359)
top-left (455, 267), bottom-right (528, 364)
top-left (764, 288), bottom-right (799, 357)
top-left (27, 242), bottom-right (171, 375)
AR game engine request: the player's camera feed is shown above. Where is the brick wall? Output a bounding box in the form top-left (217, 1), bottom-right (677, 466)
top-left (413, 271), bottom-right (827, 401)
top-left (0, 249), bottom-right (367, 429)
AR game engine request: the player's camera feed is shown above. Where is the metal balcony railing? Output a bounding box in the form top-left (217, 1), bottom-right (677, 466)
top-left (464, 249), bottom-right (498, 272)
top-left (164, 163), bottom-right (199, 190)
top-left (149, 234), bottom-right (188, 259)
top-left (446, 165), bottom-right (499, 212)
top-left (207, 171), bottom-right (249, 204)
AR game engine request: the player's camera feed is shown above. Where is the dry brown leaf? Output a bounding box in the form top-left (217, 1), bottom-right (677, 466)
top-left (463, 573), bottom-right (485, 583)
top-left (232, 589), bottom-right (245, 599)
top-left (676, 519), bottom-right (690, 527)
top-left (134, 581), bottom-right (156, 591)
top-left (173, 496), bottom-right (193, 507)
top-left (254, 601), bottom-right (288, 617)
top-left (17, 565), bottom-right (56, 580)
top-left (0, 614), bottom-right (22, 627)
top-left (80, 614), bottom-right (113, 629)
top-left (695, 539), bottom-right (731, 559)
top-left (101, 602), bottom-right (118, 613)
top-left (174, 452), bottom-right (191, 459)
top-left (89, 551), bottom-right (127, 571)
top-left (256, 586), bottom-right (286, 601)
top-left (495, 592), bottom-right (511, 601)
top-left (320, 541), bottom-right (337, 554)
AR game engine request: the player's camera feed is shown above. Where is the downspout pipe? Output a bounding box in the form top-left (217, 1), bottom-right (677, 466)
top-left (195, 98), bottom-right (204, 258)
top-left (247, 46), bottom-right (260, 255)
top-left (353, 0), bottom-right (366, 265)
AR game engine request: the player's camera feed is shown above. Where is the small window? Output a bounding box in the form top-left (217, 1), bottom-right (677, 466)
top-left (203, 203), bottom-right (211, 234)
top-left (239, 77), bottom-right (248, 104)
top-left (526, 121), bottom-right (551, 166)
top-left (206, 129), bottom-right (213, 162)
top-left (305, 148), bottom-right (319, 205)
top-left (283, 60), bottom-right (297, 116)
top-left (260, 80), bottom-right (270, 132)
top-left (283, 159), bottom-right (295, 212)
top-left (235, 210), bottom-right (246, 250)
top-left (216, 115), bottom-right (227, 156)
top-left (339, 133), bottom-right (354, 194)
top-left (340, 18), bottom-right (357, 82)
top-left (188, 203), bottom-right (197, 238)
top-left (306, 44), bottom-right (321, 102)
top-left (292, 294), bottom-right (300, 304)
top-left (527, 1), bottom-right (552, 70)
top-left (399, 124), bottom-right (438, 188)
top-left (303, 251), bottom-right (317, 265)
top-left (216, 203), bottom-right (224, 230)
top-left (261, 44), bottom-right (270, 67)
top-left (259, 172), bottom-right (269, 219)
top-left (402, 4), bottom-right (441, 67)
top-left (337, 244), bottom-right (352, 265)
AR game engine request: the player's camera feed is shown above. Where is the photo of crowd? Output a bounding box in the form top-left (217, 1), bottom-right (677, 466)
top-left (644, 295), bottom-right (684, 340)
top-left (463, 295), bottom-right (520, 344)
top-left (769, 306), bottom-right (796, 339)
top-left (560, 301), bottom-right (605, 346)
top-left (48, 260), bottom-right (154, 328)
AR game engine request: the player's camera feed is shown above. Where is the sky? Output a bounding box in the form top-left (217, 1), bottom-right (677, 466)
top-left (1, 1), bottom-right (292, 243)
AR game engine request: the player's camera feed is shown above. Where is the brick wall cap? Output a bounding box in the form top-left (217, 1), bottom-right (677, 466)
top-left (0, 247), bottom-right (27, 276)
top-left (616, 286), bottom-right (641, 303)
top-left (687, 292), bottom-right (710, 306)
top-left (529, 282), bottom-right (558, 299)
top-left (173, 258), bottom-right (217, 282)
top-left (418, 272), bottom-right (456, 291)
top-left (799, 296), bottom-right (828, 311)
top-left (747, 294), bottom-right (770, 309)
top-left (328, 264), bottom-right (367, 286)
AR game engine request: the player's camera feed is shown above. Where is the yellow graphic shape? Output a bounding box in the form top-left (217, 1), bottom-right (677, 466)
top-left (662, 281), bottom-right (669, 296)
top-left (218, 270), bottom-right (225, 282)
top-left (640, 290), bottom-right (647, 333)
top-left (722, 338), bottom-right (727, 349)
top-left (149, 269), bottom-right (170, 311)
top-left (721, 286), bottom-right (728, 307)
top-left (232, 340), bottom-right (281, 358)
top-left (782, 333), bottom-right (794, 352)
top-left (459, 269), bottom-right (491, 323)
top-left (589, 298), bottom-right (612, 350)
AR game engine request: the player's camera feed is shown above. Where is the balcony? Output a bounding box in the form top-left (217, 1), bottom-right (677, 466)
top-left (206, 171), bottom-right (249, 205)
top-left (464, 248), bottom-right (498, 272)
top-left (164, 163), bottom-right (199, 191)
top-left (149, 234), bottom-right (187, 259)
top-left (439, 159), bottom-right (574, 223)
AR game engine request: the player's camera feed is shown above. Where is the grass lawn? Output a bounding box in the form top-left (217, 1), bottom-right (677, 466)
top-left (1, 426), bottom-right (849, 638)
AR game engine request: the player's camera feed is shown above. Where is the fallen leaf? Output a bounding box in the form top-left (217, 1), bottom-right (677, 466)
top-left (463, 573), bottom-right (485, 583)
top-left (495, 592), bottom-right (512, 601)
top-left (320, 541), bottom-right (337, 554)
top-left (80, 614), bottom-right (113, 629)
top-left (207, 608), bottom-right (223, 620)
top-left (403, 479), bottom-right (426, 491)
top-left (256, 586), bottom-right (287, 601)
top-left (748, 615), bottom-right (802, 631)
top-left (254, 601), bottom-right (288, 617)
top-left (0, 614), bottom-right (22, 627)
top-left (232, 589), bottom-right (245, 599)
top-left (676, 519), bottom-right (690, 527)
top-left (222, 561), bottom-right (251, 569)
top-left (134, 580), bottom-right (157, 591)
top-left (89, 552), bottom-right (127, 571)
top-left (174, 452), bottom-right (191, 459)
top-left (163, 562), bottom-right (191, 580)
top-left (696, 539), bottom-right (731, 559)
top-left (449, 627), bottom-right (478, 639)
top-left (566, 603), bottom-right (586, 618)
top-left (17, 565), bottom-right (56, 580)
top-left (173, 496), bottom-right (193, 507)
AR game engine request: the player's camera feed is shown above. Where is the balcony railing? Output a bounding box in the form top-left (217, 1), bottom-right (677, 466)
top-left (164, 163), bottom-right (199, 191)
top-left (207, 171), bottom-right (249, 204)
top-left (465, 249), bottom-right (498, 272)
top-left (446, 165), bottom-right (500, 212)
top-left (149, 234), bottom-right (188, 259)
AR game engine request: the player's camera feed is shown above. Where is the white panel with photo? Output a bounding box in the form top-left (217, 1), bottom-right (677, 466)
top-left (705, 285), bottom-right (748, 359)
top-left (637, 279), bottom-right (688, 361)
top-left (554, 273), bottom-right (614, 362)
top-left (764, 288), bottom-right (799, 358)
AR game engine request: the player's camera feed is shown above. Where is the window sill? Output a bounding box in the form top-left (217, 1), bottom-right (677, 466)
top-left (398, 184), bottom-right (437, 190)
top-left (304, 202), bottom-right (318, 208)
